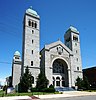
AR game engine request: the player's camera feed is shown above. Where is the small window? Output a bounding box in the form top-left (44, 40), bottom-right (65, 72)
top-left (32, 50), bottom-right (33, 54)
top-left (76, 58), bottom-right (78, 61)
top-left (62, 48), bottom-right (63, 52)
top-left (31, 61), bottom-right (33, 66)
top-left (32, 40), bottom-right (34, 44)
top-left (53, 77), bottom-right (55, 80)
top-left (76, 50), bottom-right (78, 53)
top-left (75, 43), bottom-right (77, 46)
top-left (62, 77), bottom-right (64, 80)
top-left (57, 47), bottom-right (58, 50)
top-left (73, 35), bottom-right (78, 41)
top-left (77, 67), bottom-right (79, 71)
top-left (15, 57), bottom-right (19, 59)
top-left (32, 30), bottom-right (34, 34)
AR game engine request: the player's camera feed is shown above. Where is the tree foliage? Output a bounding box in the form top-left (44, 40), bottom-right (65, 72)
top-left (18, 66), bottom-right (34, 92)
top-left (75, 76), bottom-right (83, 89)
top-left (83, 76), bottom-right (90, 90)
top-left (75, 76), bottom-right (90, 90)
top-left (36, 72), bottom-right (49, 91)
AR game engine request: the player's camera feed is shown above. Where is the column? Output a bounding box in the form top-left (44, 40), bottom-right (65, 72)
top-left (68, 69), bottom-right (71, 87)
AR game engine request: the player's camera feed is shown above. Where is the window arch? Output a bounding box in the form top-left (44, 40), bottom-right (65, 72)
top-left (56, 77), bottom-right (60, 80)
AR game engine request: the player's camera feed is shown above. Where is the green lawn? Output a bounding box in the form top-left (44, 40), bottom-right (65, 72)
top-left (0, 90), bottom-right (5, 97)
top-left (0, 91), bottom-right (59, 97)
top-left (85, 90), bottom-right (96, 92)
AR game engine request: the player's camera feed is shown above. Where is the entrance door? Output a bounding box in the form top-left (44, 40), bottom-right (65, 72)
top-left (56, 77), bottom-right (60, 86)
top-left (52, 59), bottom-right (69, 87)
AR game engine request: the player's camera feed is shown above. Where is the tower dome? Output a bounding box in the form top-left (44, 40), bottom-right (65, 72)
top-left (14, 51), bottom-right (20, 57)
top-left (69, 26), bottom-right (79, 33)
top-left (26, 6), bottom-right (39, 17)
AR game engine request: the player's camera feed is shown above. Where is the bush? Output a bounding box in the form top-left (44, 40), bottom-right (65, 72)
top-left (32, 87), bottom-right (55, 93)
top-left (49, 84), bottom-right (54, 88)
top-left (45, 88), bottom-right (55, 92)
top-left (31, 88), bottom-right (38, 92)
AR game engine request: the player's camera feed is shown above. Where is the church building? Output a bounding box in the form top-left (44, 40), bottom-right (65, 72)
top-left (12, 7), bottom-right (83, 89)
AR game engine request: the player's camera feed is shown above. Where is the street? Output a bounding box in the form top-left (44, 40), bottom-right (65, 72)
top-left (41, 95), bottom-right (96, 100)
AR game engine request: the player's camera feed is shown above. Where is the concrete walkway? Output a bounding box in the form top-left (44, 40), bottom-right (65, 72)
top-left (0, 91), bottom-right (96, 100)
top-left (36, 91), bottom-right (96, 99)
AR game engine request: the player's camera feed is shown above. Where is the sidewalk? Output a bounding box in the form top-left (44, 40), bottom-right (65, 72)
top-left (0, 91), bottom-right (96, 100)
top-left (35, 91), bottom-right (96, 99)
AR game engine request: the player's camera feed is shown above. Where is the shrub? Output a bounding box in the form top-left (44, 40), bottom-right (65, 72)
top-left (49, 84), bottom-right (54, 88)
top-left (31, 88), bottom-right (38, 92)
top-left (42, 86), bottom-right (55, 93)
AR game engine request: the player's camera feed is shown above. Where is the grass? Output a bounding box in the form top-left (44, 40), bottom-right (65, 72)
top-left (0, 90), bottom-right (5, 97)
top-left (85, 90), bottom-right (96, 92)
top-left (0, 91), bottom-right (59, 97)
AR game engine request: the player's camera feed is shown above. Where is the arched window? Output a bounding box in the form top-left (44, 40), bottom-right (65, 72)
top-left (28, 20), bottom-right (31, 26)
top-left (35, 22), bottom-right (37, 28)
top-left (53, 77), bottom-right (55, 80)
top-left (56, 77), bottom-right (60, 86)
top-left (73, 35), bottom-right (78, 41)
top-left (32, 22), bottom-right (34, 27)
top-left (53, 60), bottom-right (65, 73)
top-left (62, 77), bottom-right (64, 80)
top-left (32, 30), bottom-right (34, 34)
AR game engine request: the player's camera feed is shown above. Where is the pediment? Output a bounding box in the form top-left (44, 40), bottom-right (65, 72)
top-left (44, 40), bottom-right (73, 55)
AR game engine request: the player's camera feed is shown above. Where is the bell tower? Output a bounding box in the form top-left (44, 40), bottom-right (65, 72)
top-left (22, 7), bottom-right (40, 87)
top-left (64, 26), bottom-right (82, 86)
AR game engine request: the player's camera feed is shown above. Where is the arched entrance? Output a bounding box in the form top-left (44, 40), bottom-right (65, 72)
top-left (52, 59), bottom-right (69, 87)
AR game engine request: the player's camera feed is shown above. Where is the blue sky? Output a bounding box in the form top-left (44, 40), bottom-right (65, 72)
top-left (0, 0), bottom-right (96, 85)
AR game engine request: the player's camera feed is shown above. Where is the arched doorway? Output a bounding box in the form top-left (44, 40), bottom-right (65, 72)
top-left (52, 59), bottom-right (69, 87)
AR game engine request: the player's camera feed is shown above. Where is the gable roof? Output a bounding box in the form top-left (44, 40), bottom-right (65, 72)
top-left (44, 40), bottom-right (73, 55)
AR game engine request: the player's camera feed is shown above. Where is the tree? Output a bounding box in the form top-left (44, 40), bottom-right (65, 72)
top-left (83, 76), bottom-right (90, 90)
top-left (36, 72), bottom-right (49, 91)
top-left (75, 76), bottom-right (90, 90)
top-left (8, 76), bottom-right (12, 87)
top-left (18, 66), bottom-right (34, 92)
top-left (75, 76), bottom-right (83, 90)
